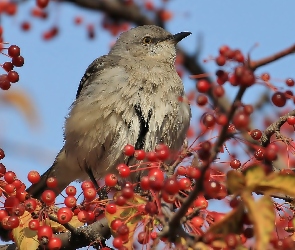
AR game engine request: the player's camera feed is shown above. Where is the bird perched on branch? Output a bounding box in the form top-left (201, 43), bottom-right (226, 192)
top-left (27, 25), bottom-right (191, 198)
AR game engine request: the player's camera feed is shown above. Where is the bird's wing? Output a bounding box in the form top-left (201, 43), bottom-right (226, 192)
top-left (76, 55), bottom-right (122, 98)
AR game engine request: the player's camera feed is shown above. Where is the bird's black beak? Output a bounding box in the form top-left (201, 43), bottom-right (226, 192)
top-left (173, 31), bottom-right (191, 43)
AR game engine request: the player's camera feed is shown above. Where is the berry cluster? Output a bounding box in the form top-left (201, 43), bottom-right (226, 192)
top-left (0, 44), bottom-right (23, 90)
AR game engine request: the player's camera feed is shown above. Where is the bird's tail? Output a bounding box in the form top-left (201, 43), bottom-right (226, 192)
top-left (26, 148), bottom-right (76, 199)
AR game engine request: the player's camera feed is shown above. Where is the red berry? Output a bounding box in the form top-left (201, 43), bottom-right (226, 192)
top-left (121, 186), bottom-right (134, 199)
top-left (0, 74), bottom-right (11, 90)
top-left (261, 73), bottom-right (270, 81)
top-left (36, 0), bottom-right (49, 8)
top-left (176, 166), bottom-right (187, 176)
top-left (27, 170), bottom-right (41, 184)
top-left (0, 210), bottom-right (8, 221)
top-left (272, 92), bottom-right (286, 107)
top-left (230, 159), bottom-right (241, 169)
top-left (164, 178), bottom-right (179, 195)
top-left (64, 196), bottom-right (77, 208)
top-left (286, 78), bottom-right (295, 87)
top-left (0, 163), bottom-right (6, 176)
top-left (83, 187), bottom-right (96, 201)
top-left (148, 168), bottom-right (164, 181)
top-left (140, 176), bottom-right (150, 190)
top-left (287, 116), bottom-right (295, 125)
top-left (186, 166), bottom-right (201, 179)
top-left (105, 203), bottom-right (117, 214)
top-left (219, 45), bottom-right (230, 56)
top-left (5, 184), bottom-right (16, 194)
top-left (213, 85), bottom-right (225, 97)
top-left (215, 55), bottom-right (226, 66)
top-left (29, 219), bottom-right (40, 230)
top-left (134, 150), bottom-right (145, 160)
top-left (21, 21), bottom-right (31, 31)
top-left (204, 180), bottom-right (221, 198)
top-left (48, 237), bottom-right (62, 250)
top-left (77, 210), bottom-right (89, 223)
top-left (243, 105), bottom-right (254, 115)
top-left (24, 198), bottom-right (37, 212)
top-left (41, 190), bottom-right (56, 205)
top-left (145, 201), bottom-right (158, 215)
top-left (12, 56), bottom-right (24, 67)
top-left (146, 151), bottom-right (158, 161)
top-left (0, 148), bottom-right (5, 160)
top-left (117, 164), bottom-right (131, 178)
top-left (8, 45), bottom-right (20, 58)
top-left (123, 144), bottom-right (135, 156)
top-left (110, 218), bottom-right (123, 231)
top-left (137, 231), bottom-right (149, 244)
top-left (161, 191), bottom-right (176, 203)
top-left (4, 171), bottom-right (16, 183)
top-left (196, 80), bottom-right (210, 93)
top-left (191, 216), bottom-right (204, 228)
top-left (2, 62), bottom-right (14, 72)
top-left (233, 111), bottom-right (250, 130)
top-left (203, 113), bottom-right (215, 128)
top-left (65, 186), bottom-right (76, 196)
top-left (250, 129), bottom-right (262, 140)
top-left (46, 177), bottom-right (58, 188)
top-left (7, 71), bottom-right (19, 83)
top-left (178, 178), bottom-right (191, 190)
top-left (113, 237), bottom-right (123, 249)
top-left (81, 180), bottom-right (94, 190)
top-left (196, 94), bottom-right (208, 106)
top-left (37, 225), bottom-right (53, 241)
top-left (216, 113), bottom-right (227, 125)
top-left (254, 148), bottom-right (264, 161)
top-left (105, 174), bottom-right (118, 187)
top-left (7, 215), bottom-right (20, 229)
top-left (57, 207), bottom-right (73, 224)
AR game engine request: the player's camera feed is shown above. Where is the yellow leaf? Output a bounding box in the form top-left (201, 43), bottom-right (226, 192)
top-left (244, 165), bottom-right (266, 189)
top-left (191, 242), bottom-right (210, 250)
top-left (257, 172), bottom-right (295, 197)
top-left (226, 170), bottom-right (246, 194)
top-left (12, 211), bottom-right (39, 250)
top-left (0, 90), bottom-right (39, 127)
top-left (242, 192), bottom-right (275, 250)
top-left (206, 202), bottom-right (244, 235)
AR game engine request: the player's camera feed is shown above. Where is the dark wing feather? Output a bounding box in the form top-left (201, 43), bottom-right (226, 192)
top-left (76, 55), bottom-right (122, 98)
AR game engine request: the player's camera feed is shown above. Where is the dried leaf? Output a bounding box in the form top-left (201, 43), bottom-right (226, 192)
top-left (244, 165), bottom-right (266, 189)
top-left (0, 90), bottom-right (39, 127)
top-left (226, 170), bottom-right (246, 194)
top-left (13, 211), bottom-right (39, 250)
top-left (257, 172), bottom-right (295, 197)
top-left (242, 192), bottom-right (275, 250)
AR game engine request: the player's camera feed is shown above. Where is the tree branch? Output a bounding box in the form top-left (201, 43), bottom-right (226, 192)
top-left (260, 109), bottom-right (295, 147)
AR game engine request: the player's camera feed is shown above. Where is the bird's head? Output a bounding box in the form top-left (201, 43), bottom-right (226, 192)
top-left (109, 25), bottom-right (191, 64)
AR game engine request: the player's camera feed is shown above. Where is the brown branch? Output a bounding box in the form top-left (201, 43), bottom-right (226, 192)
top-left (250, 43), bottom-right (295, 70)
top-left (0, 217), bottom-right (111, 250)
top-left (260, 109), bottom-right (295, 147)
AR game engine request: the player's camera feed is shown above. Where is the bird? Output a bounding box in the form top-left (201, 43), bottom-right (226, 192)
top-left (27, 25), bottom-right (191, 198)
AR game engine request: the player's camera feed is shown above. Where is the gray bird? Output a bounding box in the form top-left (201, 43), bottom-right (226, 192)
top-left (27, 25), bottom-right (191, 198)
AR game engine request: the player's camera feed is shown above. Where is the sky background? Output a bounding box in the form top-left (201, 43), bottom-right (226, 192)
top-left (1, 0), bottom-right (295, 246)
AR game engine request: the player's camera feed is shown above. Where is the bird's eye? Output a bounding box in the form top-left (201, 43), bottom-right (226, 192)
top-left (142, 36), bottom-right (152, 44)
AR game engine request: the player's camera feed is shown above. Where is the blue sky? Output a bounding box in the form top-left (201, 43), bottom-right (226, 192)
top-left (1, 0), bottom-right (295, 227)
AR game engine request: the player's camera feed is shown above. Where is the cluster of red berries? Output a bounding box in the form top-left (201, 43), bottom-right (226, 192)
top-left (0, 45), bottom-right (23, 90)
top-left (0, 148), bottom-right (63, 249)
